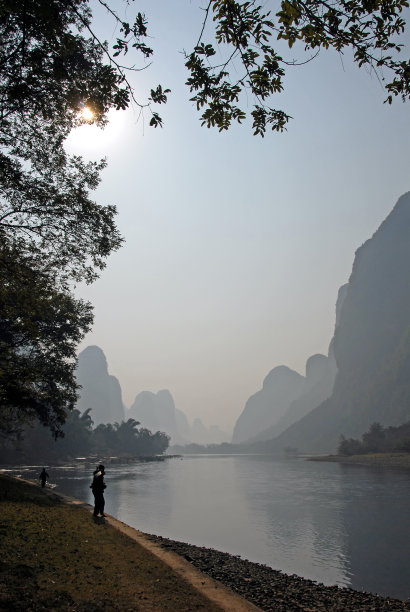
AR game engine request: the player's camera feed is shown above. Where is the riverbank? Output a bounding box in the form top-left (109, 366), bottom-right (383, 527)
top-left (1, 474), bottom-right (409, 611)
top-left (308, 452), bottom-right (410, 469)
top-left (147, 534), bottom-right (410, 611)
top-left (0, 474), bottom-right (226, 611)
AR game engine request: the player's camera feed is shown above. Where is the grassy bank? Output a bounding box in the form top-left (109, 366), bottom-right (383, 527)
top-left (0, 474), bottom-right (222, 611)
top-left (308, 452), bottom-right (410, 468)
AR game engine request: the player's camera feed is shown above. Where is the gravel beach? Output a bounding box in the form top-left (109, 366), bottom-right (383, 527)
top-left (146, 534), bottom-right (410, 611)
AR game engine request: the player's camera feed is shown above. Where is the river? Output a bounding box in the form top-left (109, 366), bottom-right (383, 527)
top-left (5, 454), bottom-right (410, 601)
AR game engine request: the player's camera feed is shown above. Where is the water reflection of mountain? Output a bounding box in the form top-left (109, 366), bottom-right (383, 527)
top-left (232, 456), bottom-right (351, 587)
top-left (339, 464), bottom-right (410, 600)
top-left (232, 457), bottom-right (410, 600)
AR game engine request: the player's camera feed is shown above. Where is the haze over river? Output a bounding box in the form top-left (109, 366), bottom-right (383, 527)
top-left (7, 455), bottom-right (410, 601)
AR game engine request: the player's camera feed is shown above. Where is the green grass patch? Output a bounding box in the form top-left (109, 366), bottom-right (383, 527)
top-left (0, 475), bottom-right (222, 611)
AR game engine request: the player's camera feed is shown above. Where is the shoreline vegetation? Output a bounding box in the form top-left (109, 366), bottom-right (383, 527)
top-left (0, 413), bottom-right (171, 466)
top-left (1, 474), bottom-right (410, 611)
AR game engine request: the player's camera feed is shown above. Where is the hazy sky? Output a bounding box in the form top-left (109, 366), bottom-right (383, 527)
top-left (66, 1), bottom-right (410, 432)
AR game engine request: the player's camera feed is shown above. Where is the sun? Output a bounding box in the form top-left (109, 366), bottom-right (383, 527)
top-left (80, 106), bottom-right (94, 122)
top-left (65, 108), bottom-right (127, 155)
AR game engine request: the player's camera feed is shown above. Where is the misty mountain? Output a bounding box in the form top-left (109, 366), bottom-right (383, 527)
top-left (127, 389), bottom-right (182, 443)
top-left (75, 345), bottom-right (230, 444)
top-left (191, 418), bottom-right (229, 445)
top-left (249, 286), bottom-right (347, 442)
top-left (253, 352), bottom-right (337, 442)
top-left (233, 352), bottom-right (337, 445)
top-left (233, 285), bottom-right (347, 445)
top-left (175, 407), bottom-right (192, 441)
top-left (263, 191), bottom-right (410, 453)
top-left (127, 389), bottom-right (229, 445)
top-left (75, 345), bottom-right (125, 427)
top-left (232, 366), bottom-right (305, 443)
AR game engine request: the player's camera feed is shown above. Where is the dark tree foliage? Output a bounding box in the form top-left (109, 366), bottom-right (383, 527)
top-left (185, 0), bottom-right (409, 135)
top-left (0, 242), bottom-right (93, 438)
top-left (338, 420), bottom-right (410, 455)
top-left (2, 0), bottom-right (406, 146)
top-left (0, 0), bottom-right (126, 285)
top-left (92, 419), bottom-right (170, 457)
top-left (0, 413), bottom-right (170, 463)
top-left (0, 408), bottom-right (94, 462)
top-left (0, 0), bottom-right (144, 437)
top-left (0, 1), bottom-right (174, 438)
top-left (55, 408), bottom-right (94, 456)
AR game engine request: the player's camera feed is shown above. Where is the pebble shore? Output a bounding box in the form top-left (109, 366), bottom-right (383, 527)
top-left (147, 534), bottom-right (410, 611)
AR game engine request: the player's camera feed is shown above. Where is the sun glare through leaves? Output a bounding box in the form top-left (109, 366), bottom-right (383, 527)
top-left (80, 106), bottom-right (94, 122)
top-left (66, 108), bottom-right (127, 154)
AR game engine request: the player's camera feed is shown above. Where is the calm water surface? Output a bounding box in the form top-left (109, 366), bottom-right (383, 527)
top-left (6, 455), bottom-right (410, 601)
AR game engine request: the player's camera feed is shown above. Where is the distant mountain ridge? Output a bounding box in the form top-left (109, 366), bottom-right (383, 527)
top-left (232, 366), bottom-right (305, 443)
top-left (246, 285), bottom-right (347, 443)
top-left (75, 346), bottom-right (229, 444)
top-left (127, 389), bottom-right (229, 445)
top-left (75, 345), bottom-right (125, 427)
top-left (232, 351), bottom-right (337, 445)
top-left (257, 191), bottom-right (410, 453)
top-left (252, 351), bottom-right (337, 442)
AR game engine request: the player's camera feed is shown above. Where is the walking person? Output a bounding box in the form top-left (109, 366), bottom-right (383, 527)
top-left (39, 467), bottom-right (49, 488)
top-left (91, 464), bottom-right (106, 517)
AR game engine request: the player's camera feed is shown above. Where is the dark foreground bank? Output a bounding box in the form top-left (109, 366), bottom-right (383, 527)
top-left (0, 474), bottom-right (222, 612)
top-left (146, 534), bottom-right (410, 611)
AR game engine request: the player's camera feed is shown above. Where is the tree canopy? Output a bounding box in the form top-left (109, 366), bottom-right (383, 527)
top-left (0, 230), bottom-right (97, 438)
top-left (0, 241), bottom-right (93, 438)
top-left (185, 0), bottom-right (410, 134)
top-left (2, 0), bottom-right (407, 142)
top-left (338, 421), bottom-right (410, 455)
top-left (0, 0), bottom-right (136, 437)
top-left (0, 412), bottom-right (170, 463)
top-left (0, 0), bottom-right (127, 285)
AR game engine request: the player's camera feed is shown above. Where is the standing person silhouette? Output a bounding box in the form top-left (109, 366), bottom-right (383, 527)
top-left (39, 467), bottom-right (49, 488)
top-left (91, 464), bottom-right (106, 517)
